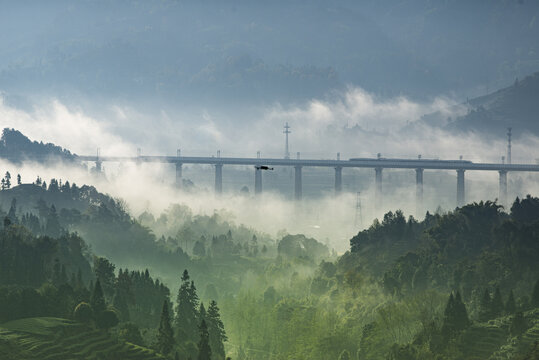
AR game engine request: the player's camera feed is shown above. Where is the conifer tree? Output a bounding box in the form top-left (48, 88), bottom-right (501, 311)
top-left (207, 300), bottom-right (227, 360)
top-left (52, 259), bottom-right (62, 286)
top-left (4, 172), bottom-right (11, 189)
top-left (17, 174), bottom-right (21, 185)
top-left (442, 292), bottom-right (469, 339)
top-left (60, 264), bottom-right (68, 285)
top-left (91, 279), bottom-right (106, 314)
top-left (76, 269), bottom-right (85, 290)
top-left (7, 199), bottom-right (17, 224)
top-left (199, 303), bottom-right (206, 321)
top-left (532, 279), bottom-right (539, 309)
top-left (157, 299), bottom-right (175, 355)
top-left (491, 286), bottom-right (504, 318)
top-left (453, 291), bottom-right (470, 330)
top-left (175, 270), bottom-right (200, 343)
top-left (198, 319), bottom-right (212, 360)
top-left (505, 289), bottom-right (516, 314)
top-left (479, 288), bottom-right (492, 321)
top-left (112, 288), bottom-right (130, 322)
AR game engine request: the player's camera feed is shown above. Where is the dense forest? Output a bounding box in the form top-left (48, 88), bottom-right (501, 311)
top-left (1, 176), bottom-right (539, 359)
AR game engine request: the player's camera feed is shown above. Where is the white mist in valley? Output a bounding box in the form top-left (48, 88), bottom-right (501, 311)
top-left (1, 88), bottom-right (539, 253)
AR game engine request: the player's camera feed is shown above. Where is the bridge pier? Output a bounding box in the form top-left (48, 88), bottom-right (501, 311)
top-left (375, 167), bottom-right (383, 211)
top-left (254, 166), bottom-right (262, 195)
top-left (175, 162), bottom-right (183, 188)
top-left (95, 160), bottom-right (102, 173)
top-left (334, 166), bottom-right (342, 195)
top-left (295, 166), bottom-right (303, 200)
top-left (457, 169), bottom-right (465, 207)
top-left (416, 168), bottom-right (424, 216)
top-left (215, 164), bottom-right (223, 194)
top-left (499, 170), bottom-right (508, 207)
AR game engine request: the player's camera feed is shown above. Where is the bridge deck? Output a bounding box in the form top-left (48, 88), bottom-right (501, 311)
top-left (75, 155), bottom-right (539, 172)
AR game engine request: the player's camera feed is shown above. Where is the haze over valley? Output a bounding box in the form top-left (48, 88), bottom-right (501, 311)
top-left (1, 1), bottom-right (539, 359)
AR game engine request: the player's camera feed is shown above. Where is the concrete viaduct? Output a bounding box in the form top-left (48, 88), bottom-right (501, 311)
top-left (77, 152), bottom-right (539, 211)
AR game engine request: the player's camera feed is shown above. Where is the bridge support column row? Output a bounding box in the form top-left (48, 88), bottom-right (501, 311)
top-left (375, 167), bottom-right (383, 212)
top-left (215, 164), bottom-right (223, 194)
top-left (295, 166), bottom-right (302, 200)
top-left (335, 166), bottom-right (342, 195)
top-left (499, 170), bottom-right (507, 207)
top-left (457, 169), bottom-right (465, 207)
top-left (416, 168), bottom-right (423, 216)
top-left (254, 167), bottom-right (262, 195)
top-left (176, 162), bottom-right (183, 188)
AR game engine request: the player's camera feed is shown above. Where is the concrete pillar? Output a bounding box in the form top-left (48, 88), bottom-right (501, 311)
top-left (95, 160), bottom-right (102, 173)
top-left (375, 167), bottom-right (383, 211)
top-left (215, 164), bottom-right (223, 194)
top-left (499, 170), bottom-right (508, 207)
top-left (254, 167), bottom-right (262, 195)
top-left (416, 168), bottom-right (424, 216)
top-left (335, 166), bottom-right (342, 194)
top-left (456, 169), bottom-right (465, 207)
top-left (175, 162), bottom-right (183, 188)
top-left (295, 166), bottom-right (302, 200)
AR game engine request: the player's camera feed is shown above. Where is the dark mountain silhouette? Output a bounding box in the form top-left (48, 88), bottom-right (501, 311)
top-left (0, 128), bottom-right (76, 163)
top-left (446, 72), bottom-right (539, 136)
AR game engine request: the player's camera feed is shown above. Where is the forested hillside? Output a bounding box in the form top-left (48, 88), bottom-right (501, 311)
top-left (445, 72), bottom-right (539, 136)
top-left (1, 178), bottom-right (539, 359)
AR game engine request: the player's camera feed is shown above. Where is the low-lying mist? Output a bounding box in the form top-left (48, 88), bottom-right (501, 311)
top-left (2, 87), bottom-right (539, 252)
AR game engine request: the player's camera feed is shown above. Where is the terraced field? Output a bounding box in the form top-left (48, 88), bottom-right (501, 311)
top-left (0, 317), bottom-right (165, 360)
top-left (453, 309), bottom-right (539, 360)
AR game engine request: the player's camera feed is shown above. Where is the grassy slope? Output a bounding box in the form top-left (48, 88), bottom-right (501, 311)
top-left (0, 317), bottom-right (165, 360)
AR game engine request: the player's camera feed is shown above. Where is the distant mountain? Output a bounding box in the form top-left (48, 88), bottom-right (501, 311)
top-left (446, 72), bottom-right (539, 136)
top-left (0, 0), bottom-right (538, 105)
top-left (0, 128), bottom-right (76, 163)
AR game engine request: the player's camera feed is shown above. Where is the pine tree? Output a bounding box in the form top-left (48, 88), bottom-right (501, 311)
top-left (60, 264), bottom-right (68, 285)
top-left (91, 279), bottom-right (106, 314)
top-left (532, 279), bottom-right (539, 309)
top-left (505, 289), bottom-right (516, 314)
top-left (441, 292), bottom-right (469, 339)
top-left (207, 300), bottom-right (227, 360)
top-left (112, 288), bottom-right (130, 322)
top-left (198, 319), bottom-right (212, 360)
top-left (157, 299), bottom-right (175, 355)
top-left (52, 259), bottom-right (62, 286)
top-left (17, 174), bottom-right (21, 185)
top-left (199, 303), bottom-right (206, 321)
top-left (479, 288), bottom-right (492, 321)
top-left (4, 172), bottom-right (11, 189)
top-left (7, 198), bottom-right (17, 224)
top-left (491, 286), bottom-right (504, 318)
top-left (453, 291), bottom-right (470, 330)
top-left (114, 268), bottom-right (133, 321)
top-left (175, 270), bottom-right (200, 343)
top-left (76, 269), bottom-right (85, 290)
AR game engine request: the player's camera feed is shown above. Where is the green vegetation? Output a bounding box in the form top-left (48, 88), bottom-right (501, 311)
top-left (0, 317), bottom-right (165, 360)
top-left (1, 181), bottom-right (539, 359)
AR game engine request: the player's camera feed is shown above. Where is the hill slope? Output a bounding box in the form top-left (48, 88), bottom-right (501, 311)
top-left (446, 72), bottom-right (539, 136)
top-left (0, 317), bottom-right (165, 360)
